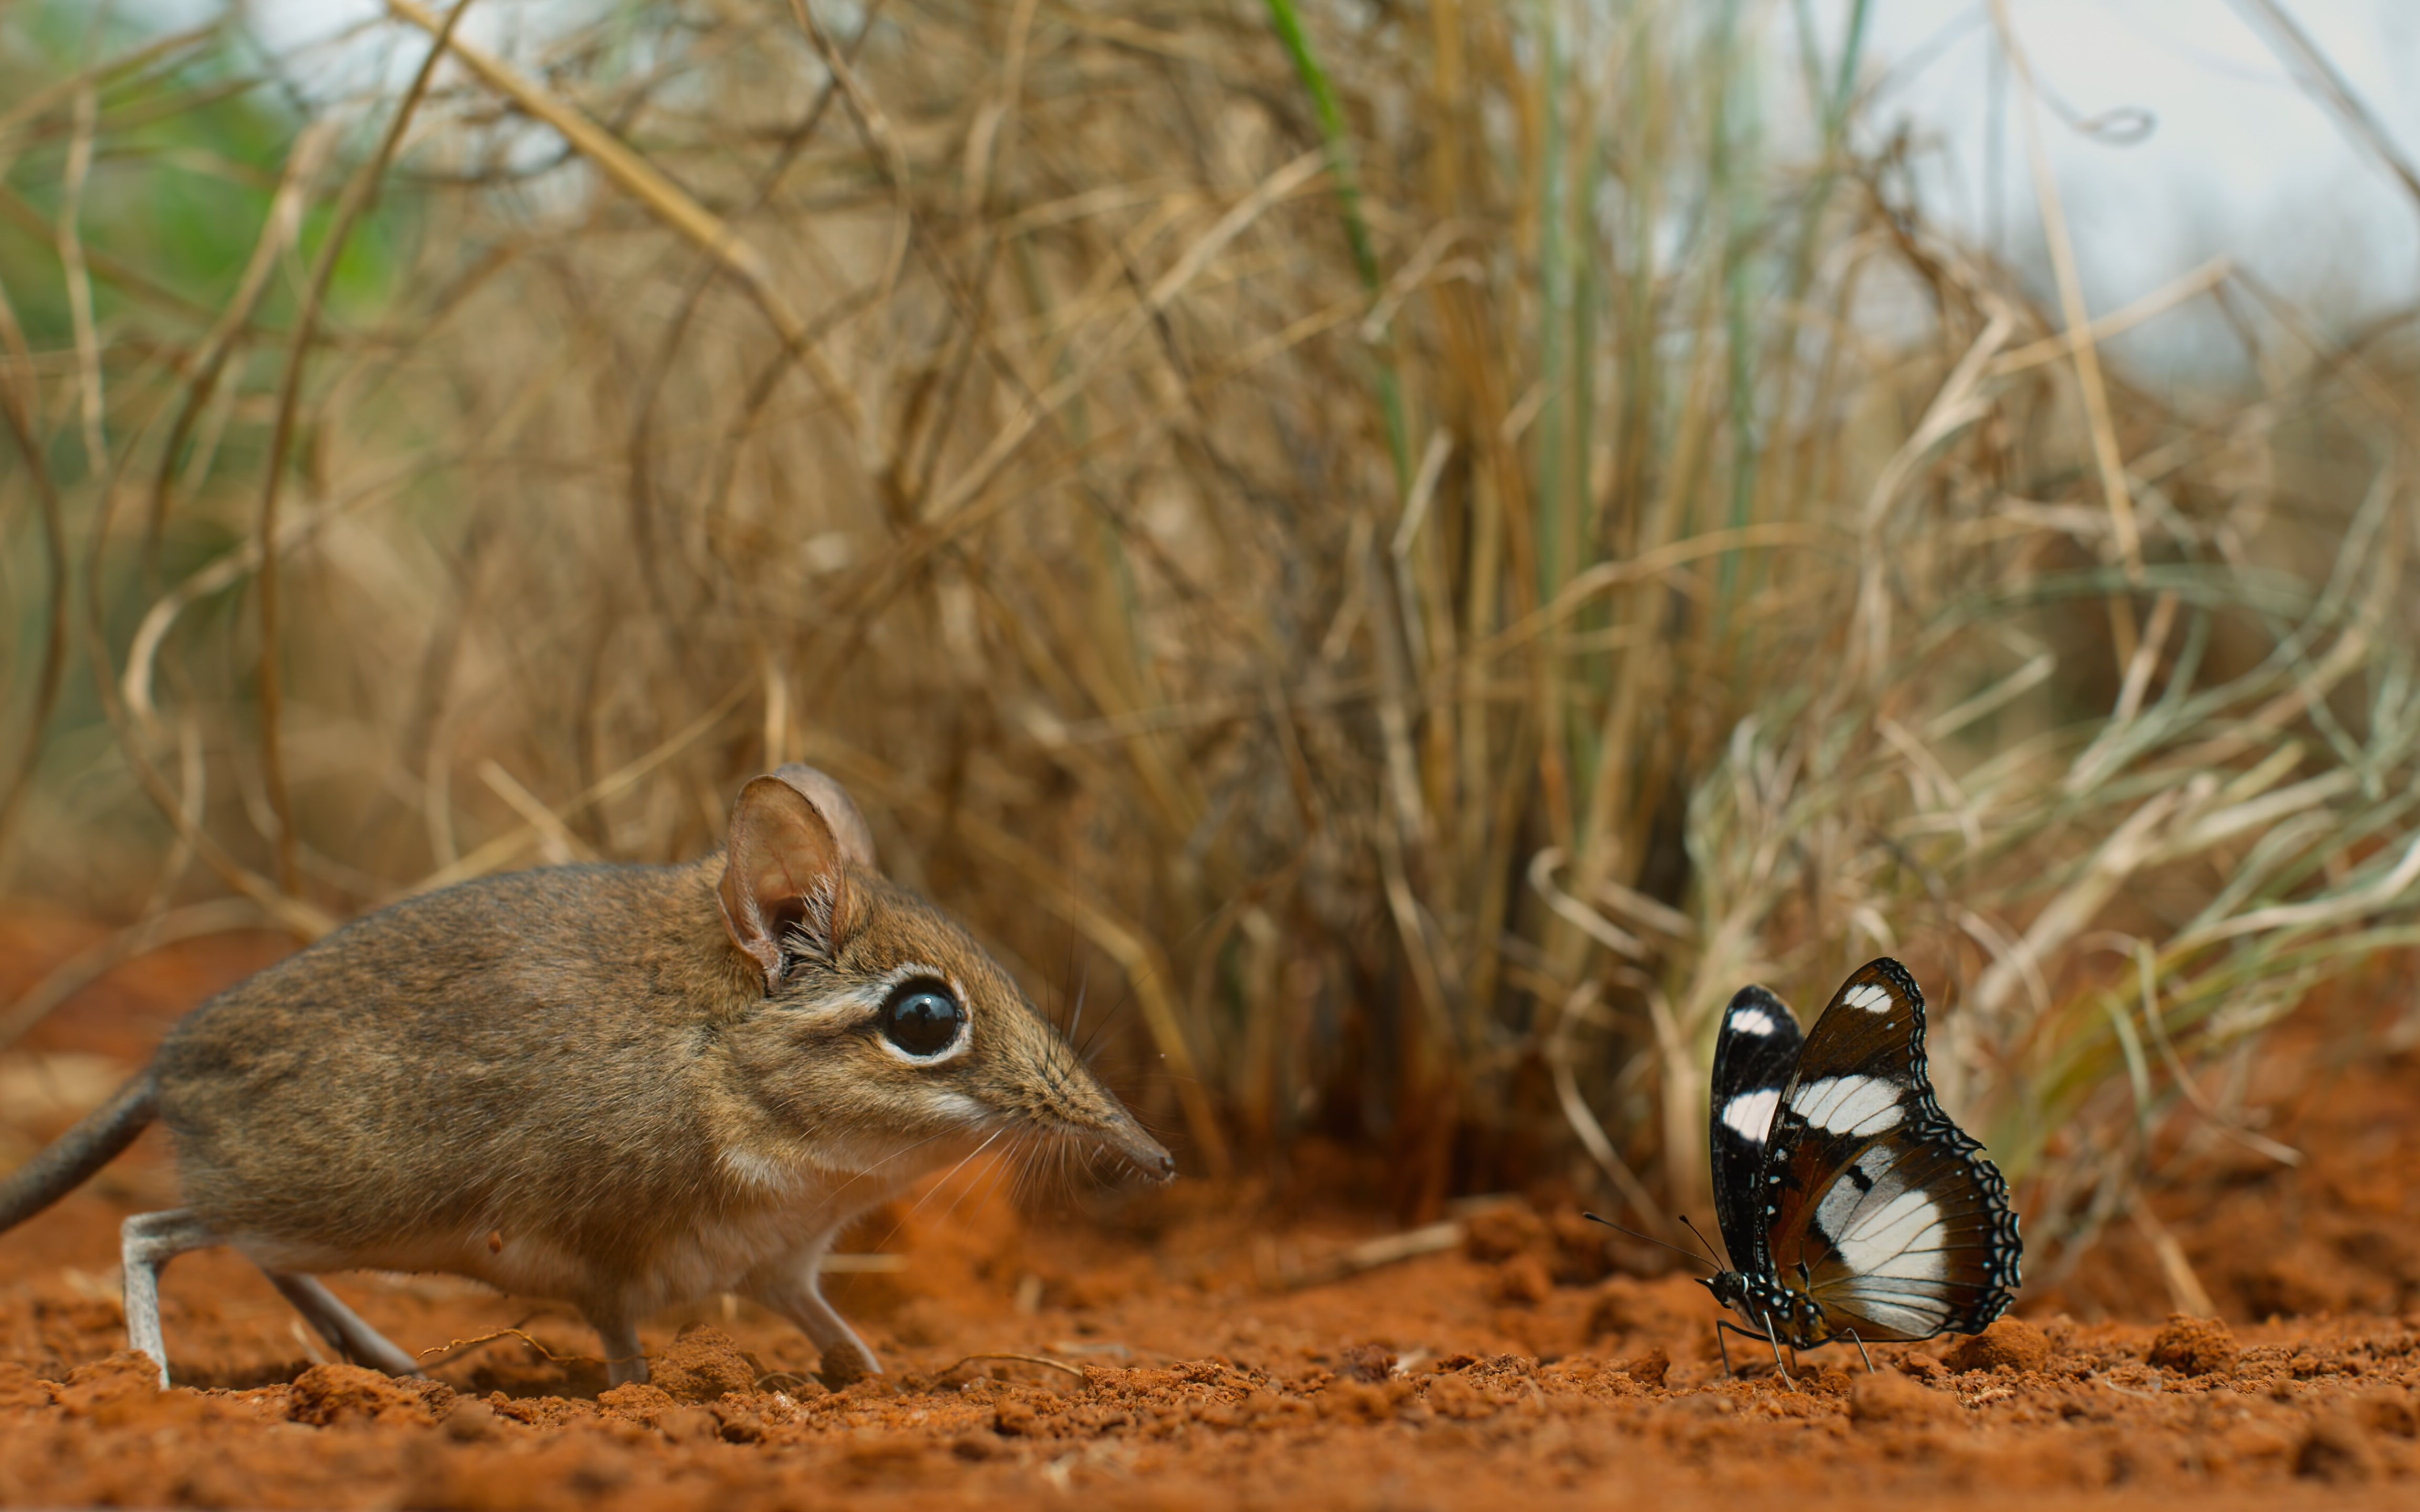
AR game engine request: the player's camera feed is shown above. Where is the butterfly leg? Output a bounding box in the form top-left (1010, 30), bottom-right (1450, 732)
top-left (1762, 1325), bottom-right (1796, 1392)
top-left (1714, 1320), bottom-right (1794, 1390)
top-left (1840, 1328), bottom-right (1875, 1375)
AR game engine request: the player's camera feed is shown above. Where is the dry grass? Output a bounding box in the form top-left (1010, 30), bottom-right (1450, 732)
top-left (2, 0), bottom-right (2417, 1285)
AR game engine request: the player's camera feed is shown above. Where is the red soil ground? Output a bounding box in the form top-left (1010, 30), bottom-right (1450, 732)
top-left (3, 913), bottom-right (2417, 1509)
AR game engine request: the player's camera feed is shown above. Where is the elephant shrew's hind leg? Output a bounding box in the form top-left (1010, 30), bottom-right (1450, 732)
top-left (265, 1272), bottom-right (424, 1377)
top-left (121, 1210), bottom-right (221, 1388)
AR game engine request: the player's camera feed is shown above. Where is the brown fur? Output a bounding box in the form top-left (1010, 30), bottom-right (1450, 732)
top-left (5, 766), bottom-right (1170, 1383)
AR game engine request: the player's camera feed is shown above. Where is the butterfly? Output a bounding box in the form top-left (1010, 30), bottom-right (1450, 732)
top-left (1694, 957), bottom-right (2021, 1381)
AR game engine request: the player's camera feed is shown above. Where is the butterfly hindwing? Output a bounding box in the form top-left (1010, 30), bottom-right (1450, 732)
top-left (1799, 1117), bottom-right (2019, 1339)
top-left (1707, 985), bottom-right (1803, 1276)
top-left (1757, 958), bottom-right (2021, 1342)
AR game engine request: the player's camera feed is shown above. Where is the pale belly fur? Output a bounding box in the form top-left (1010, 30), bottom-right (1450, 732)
top-left (221, 1150), bottom-right (922, 1318)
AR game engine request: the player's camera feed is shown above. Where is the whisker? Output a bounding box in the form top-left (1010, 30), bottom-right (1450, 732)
top-left (875, 1126), bottom-right (1006, 1248)
top-left (1031, 1131), bottom-right (1063, 1209)
top-left (788, 1126), bottom-right (961, 1230)
top-left (1031, 1130), bottom-right (1063, 1207)
top-left (1002, 1132), bottom-right (1040, 1211)
top-left (1076, 976), bottom-right (1137, 1063)
top-left (946, 1126), bottom-right (1029, 1229)
top-left (1054, 920), bottom-right (1080, 1038)
top-left (1022, 1129), bottom-right (1054, 1205)
top-left (1066, 965), bottom-right (1091, 1048)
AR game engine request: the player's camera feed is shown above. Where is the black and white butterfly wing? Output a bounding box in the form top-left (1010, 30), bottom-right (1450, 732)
top-left (1761, 959), bottom-right (2022, 1342)
top-left (1707, 985), bottom-right (1803, 1275)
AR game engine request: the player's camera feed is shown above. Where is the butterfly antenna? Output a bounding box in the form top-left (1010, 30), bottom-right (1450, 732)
top-left (1582, 1212), bottom-right (1719, 1276)
top-left (1676, 1213), bottom-right (1731, 1272)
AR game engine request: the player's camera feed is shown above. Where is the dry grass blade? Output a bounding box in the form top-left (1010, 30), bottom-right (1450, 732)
top-left (1989, 0), bottom-right (2140, 598)
top-left (1272, 1220), bottom-right (1466, 1289)
top-left (383, 0), bottom-right (863, 439)
top-left (2231, 0), bottom-right (2420, 214)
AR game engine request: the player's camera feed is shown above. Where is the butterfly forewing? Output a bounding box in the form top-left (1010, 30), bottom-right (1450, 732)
top-left (1757, 958), bottom-right (2021, 1342)
top-left (1707, 985), bottom-right (1803, 1275)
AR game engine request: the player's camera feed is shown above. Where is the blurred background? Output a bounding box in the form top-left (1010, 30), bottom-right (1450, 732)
top-left (4, 0), bottom-right (2418, 1299)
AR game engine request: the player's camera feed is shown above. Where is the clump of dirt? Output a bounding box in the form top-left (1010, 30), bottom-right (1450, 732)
top-left (596, 1382), bottom-right (676, 1422)
top-left (1945, 1317), bottom-right (2051, 1374)
top-left (2147, 1314), bottom-right (2240, 1378)
top-left (287, 1362), bottom-right (452, 1425)
top-left (52, 1352), bottom-right (161, 1420)
top-left (648, 1326), bottom-right (756, 1402)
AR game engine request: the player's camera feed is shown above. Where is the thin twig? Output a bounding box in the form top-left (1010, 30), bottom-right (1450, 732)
top-left (255, 0), bottom-right (477, 901)
top-left (414, 1327), bottom-right (639, 1371)
top-left (937, 1352), bottom-right (1087, 1382)
top-left (384, 0), bottom-right (865, 440)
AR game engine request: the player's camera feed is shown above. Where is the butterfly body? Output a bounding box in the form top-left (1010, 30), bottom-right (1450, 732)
top-left (1702, 1268), bottom-right (1830, 1350)
top-left (1702, 959), bottom-right (2021, 1363)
